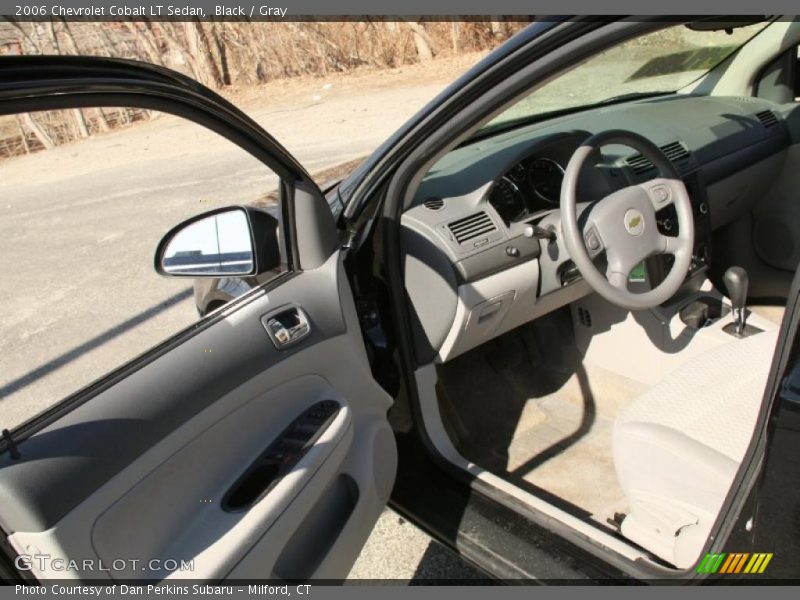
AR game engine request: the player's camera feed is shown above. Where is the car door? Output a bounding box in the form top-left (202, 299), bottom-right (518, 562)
top-left (0, 56), bottom-right (396, 582)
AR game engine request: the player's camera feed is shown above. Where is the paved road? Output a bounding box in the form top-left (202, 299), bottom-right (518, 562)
top-left (348, 509), bottom-right (487, 582)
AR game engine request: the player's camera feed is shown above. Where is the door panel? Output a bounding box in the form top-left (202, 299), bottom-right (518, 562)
top-left (4, 253), bottom-right (396, 581)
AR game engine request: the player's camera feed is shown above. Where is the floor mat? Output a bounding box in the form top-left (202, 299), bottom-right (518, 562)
top-left (504, 382), bottom-right (635, 517)
top-left (436, 315), bottom-right (646, 518)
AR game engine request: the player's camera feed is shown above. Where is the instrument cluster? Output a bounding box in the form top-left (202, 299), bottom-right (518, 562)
top-left (488, 155), bottom-right (567, 223)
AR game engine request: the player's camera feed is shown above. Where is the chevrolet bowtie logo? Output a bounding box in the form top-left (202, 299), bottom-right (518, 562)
top-left (623, 209), bottom-right (645, 236)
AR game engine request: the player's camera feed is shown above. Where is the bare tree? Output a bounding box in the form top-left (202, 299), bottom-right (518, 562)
top-left (406, 20), bottom-right (436, 61)
top-left (48, 21), bottom-right (90, 138)
top-left (1, 20), bottom-right (79, 146)
top-left (182, 21), bottom-right (224, 87)
top-left (14, 115), bottom-right (31, 154)
top-left (124, 21), bottom-right (162, 65)
top-left (20, 113), bottom-right (55, 149)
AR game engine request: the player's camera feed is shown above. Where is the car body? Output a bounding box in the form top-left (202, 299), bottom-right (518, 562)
top-left (2, 16), bottom-right (800, 584)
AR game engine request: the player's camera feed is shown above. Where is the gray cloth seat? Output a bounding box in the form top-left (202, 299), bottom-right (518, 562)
top-left (612, 330), bottom-right (778, 568)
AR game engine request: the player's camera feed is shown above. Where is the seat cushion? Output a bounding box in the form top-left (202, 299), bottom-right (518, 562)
top-left (613, 330), bottom-right (778, 568)
top-left (616, 329), bottom-right (778, 463)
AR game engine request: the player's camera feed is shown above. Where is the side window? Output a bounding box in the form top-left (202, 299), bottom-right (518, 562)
top-left (0, 106), bottom-right (286, 429)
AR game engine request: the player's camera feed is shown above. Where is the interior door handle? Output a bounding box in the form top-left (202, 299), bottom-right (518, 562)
top-left (262, 306), bottom-right (311, 349)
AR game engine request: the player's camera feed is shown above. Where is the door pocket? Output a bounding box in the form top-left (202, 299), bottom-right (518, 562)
top-left (272, 474), bottom-right (359, 582)
top-left (223, 400), bottom-right (341, 512)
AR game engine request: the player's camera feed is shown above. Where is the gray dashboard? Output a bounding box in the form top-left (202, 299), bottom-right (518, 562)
top-left (402, 94), bottom-right (793, 364)
top-left (413, 94), bottom-right (787, 204)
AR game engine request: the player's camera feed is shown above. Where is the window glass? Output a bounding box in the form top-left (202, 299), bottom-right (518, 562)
top-left (0, 106), bottom-right (284, 429)
top-left (480, 22), bottom-right (770, 134)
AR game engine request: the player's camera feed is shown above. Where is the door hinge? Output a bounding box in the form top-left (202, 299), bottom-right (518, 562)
top-left (1, 429), bottom-right (21, 460)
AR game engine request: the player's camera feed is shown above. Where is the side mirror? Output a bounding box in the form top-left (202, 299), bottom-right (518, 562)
top-left (155, 206), bottom-right (280, 278)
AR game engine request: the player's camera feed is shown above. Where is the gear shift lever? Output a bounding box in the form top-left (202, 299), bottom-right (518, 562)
top-left (724, 267), bottom-right (748, 334)
top-left (723, 266), bottom-right (760, 338)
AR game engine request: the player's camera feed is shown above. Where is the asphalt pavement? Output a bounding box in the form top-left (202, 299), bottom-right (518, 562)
top-left (347, 509), bottom-right (488, 582)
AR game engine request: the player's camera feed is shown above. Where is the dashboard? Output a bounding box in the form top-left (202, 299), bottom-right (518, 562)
top-left (401, 94), bottom-right (794, 364)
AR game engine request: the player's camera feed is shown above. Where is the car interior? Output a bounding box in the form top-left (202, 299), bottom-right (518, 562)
top-left (400, 18), bottom-right (800, 570)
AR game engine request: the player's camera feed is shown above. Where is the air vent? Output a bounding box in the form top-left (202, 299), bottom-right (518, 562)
top-left (447, 211), bottom-right (496, 244)
top-left (625, 154), bottom-right (654, 175)
top-left (423, 198), bottom-right (445, 211)
top-left (626, 141), bottom-right (690, 175)
top-left (755, 110), bottom-right (778, 129)
top-left (661, 141), bottom-right (690, 163)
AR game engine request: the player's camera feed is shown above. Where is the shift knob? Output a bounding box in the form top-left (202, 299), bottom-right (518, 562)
top-left (723, 266), bottom-right (749, 336)
top-left (723, 266), bottom-right (748, 310)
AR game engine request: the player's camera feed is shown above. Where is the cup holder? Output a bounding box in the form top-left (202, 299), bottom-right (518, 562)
top-left (679, 296), bottom-right (731, 329)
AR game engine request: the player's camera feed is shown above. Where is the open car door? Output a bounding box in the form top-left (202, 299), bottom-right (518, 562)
top-left (0, 56), bottom-right (396, 582)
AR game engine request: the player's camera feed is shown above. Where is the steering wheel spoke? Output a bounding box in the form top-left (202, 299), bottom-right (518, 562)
top-left (658, 233), bottom-right (682, 255)
top-left (606, 268), bottom-right (629, 291)
top-left (606, 244), bottom-right (647, 290)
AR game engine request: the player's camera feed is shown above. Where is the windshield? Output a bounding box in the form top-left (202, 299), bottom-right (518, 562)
top-left (481, 22), bottom-right (770, 133)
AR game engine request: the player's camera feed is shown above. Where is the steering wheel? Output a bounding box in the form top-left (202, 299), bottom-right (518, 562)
top-left (560, 130), bottom-right (694, 310)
